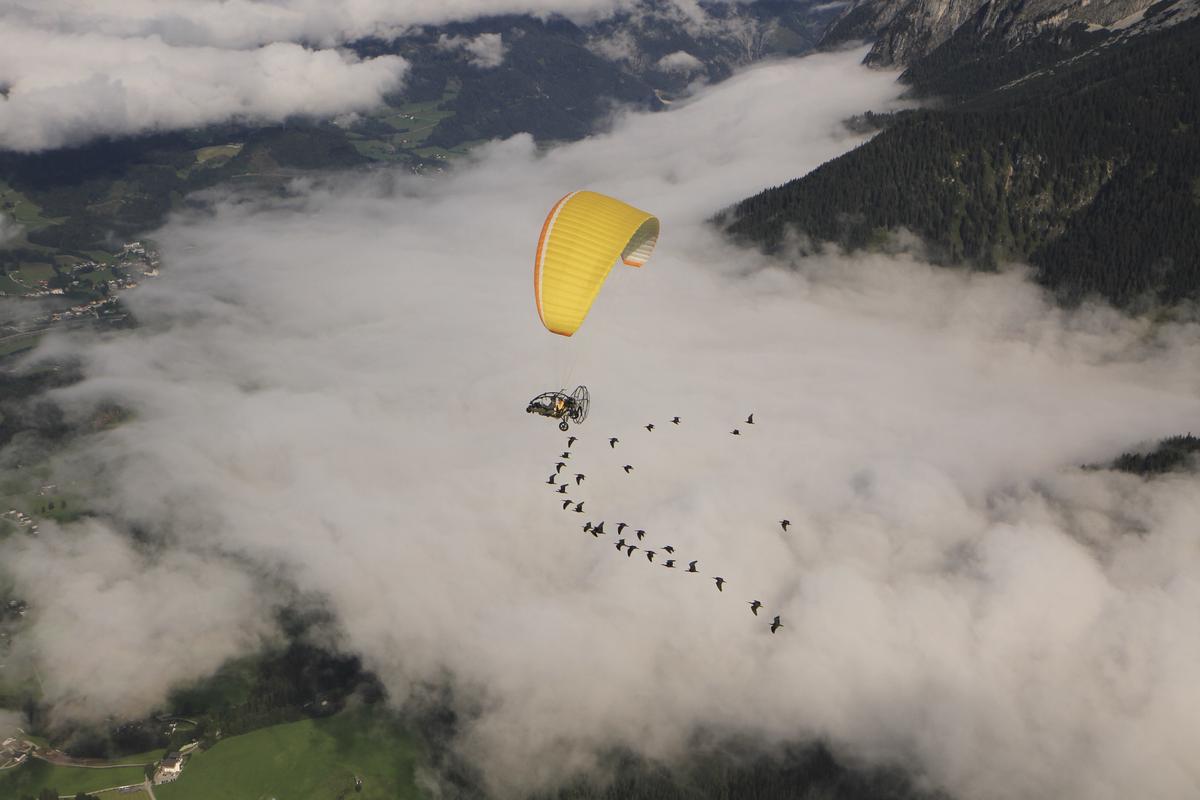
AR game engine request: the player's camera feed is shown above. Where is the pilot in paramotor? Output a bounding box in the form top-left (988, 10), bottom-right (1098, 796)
top-left (526, 385), bottom-right (590, 431)
top-left (525, 191), bottom-right (659, 428)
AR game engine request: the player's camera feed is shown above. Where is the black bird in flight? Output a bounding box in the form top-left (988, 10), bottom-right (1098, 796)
top-left (625, 545), bottom-right (639, 557)
top-left (713, 577), bottom-right (726, 592)
top-left (582, 522), bottom-right (592, 532)
top-left (590, 527), bottom-right (603, 538)
top-left (614, 538), bottom-right (627, 551)
top-left (573, 502), bottom-right (585, 513)
top-left (686, 560), bottom-right (699, 573)
top-left (770, 615), bottom-right (783, 633)
top-left (645, 423), bottom-right (655, 432)
top-left (671, 416), bottom-right (681, 425)
top-left (546, 475), bottom-right (557, 485)
top-left (644, 550), bottom-right (656, 563)
top-left (561, 451), bottom-right (571, 459)
top-left (780, 519), bottom-right (791, 531)
top-left (746, 413), bottom-right (755, 425)
top-left (663, 559), bottom-right (676, 568)
top-left (616, 522), bottom-right (627, 534)
top-left (557, 484), bottom-right (568, 494)
top-left (567, 436), bottom-right (577, 447)
top-left (609, 437), bottom-right (619, 448)
top-left (635, 529), bottom-right (646, 541)
top-left (555, 462), bottom-right (566, 474)
top-left (593, 521), bottom-right (605, 535)
top-left (575, 473), bottom-right (585, 485)
top-left (730, 429), bottom-right (741, 436)
top-left (623, 464), bottom-right (634, 473)
top-left (749, 600), bottom-right (763, 616)
top-left (662, 545), bottom-right (675, 554)
top-left (562, 499), bottom-right (572, 510)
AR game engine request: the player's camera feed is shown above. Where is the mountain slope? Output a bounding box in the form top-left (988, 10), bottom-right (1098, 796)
top-left (820, 0), bottom-right (1194, 67)
top-left (718, 13), bottom-right (1200, 308)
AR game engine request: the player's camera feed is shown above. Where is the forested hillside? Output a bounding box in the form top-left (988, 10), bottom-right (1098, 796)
top-left (717, 17), bottom-right (1200, 308)
top-left (1111, 435), bottom-right (1200, 475)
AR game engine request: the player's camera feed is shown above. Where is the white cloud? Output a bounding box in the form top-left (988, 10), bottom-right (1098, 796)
top-left (1, 1), bottom-right (735, 49)
top-left (587, 29), bottom-right (642, 65)
top-left (0, 0), bottom-right (774, 151)
top-left (7, 49), bottom-right (1200, 800)
top-left (438, 32), bottom-right (509, 68)
top-left (0, 211), bottom-right (22, 245)
top-left (7, 521), bottom-right (279, 723)
top-left (0, 709), bottom-right (26, 740)
top-left (0, 24), bottom-right (407, 152)
top-left (656, 50), bottom-right (704, 73)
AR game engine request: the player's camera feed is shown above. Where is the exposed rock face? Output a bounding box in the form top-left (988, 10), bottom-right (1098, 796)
top-left (865, 0), bottom-right (985, 66)
top-left (822, 0), bottom-right (1183, 66)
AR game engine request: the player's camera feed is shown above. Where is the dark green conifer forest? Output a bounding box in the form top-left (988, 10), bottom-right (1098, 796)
top-left (718, 18), bottom-right (1200, 309)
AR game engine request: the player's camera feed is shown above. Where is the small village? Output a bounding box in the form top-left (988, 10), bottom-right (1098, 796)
top-left (0, 731), bottom-right (200, 796)
top-left (0, 242), bottom-right (157, 355)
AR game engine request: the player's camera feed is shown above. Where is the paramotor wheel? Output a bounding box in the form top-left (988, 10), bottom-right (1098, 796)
top-left (558, 419), bottom-right (570, 432)
top-left (571, 385), bottom-right (590, 424)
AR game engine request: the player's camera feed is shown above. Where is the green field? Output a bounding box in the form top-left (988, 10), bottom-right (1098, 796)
top-left (156, 710), bottom-right (423, 800)
top-left (0, 756), bottom-right (153, 797)
top-left (98, 789), bottom-right (150, 799)
top-left (350, 82), bottom-right (463, 164)
top-left (0, 181), bottom-right (56, 230)
top-left (0, 331), bottom-right (42, 358)
top-left (195, 143), bottom-right (244, 164)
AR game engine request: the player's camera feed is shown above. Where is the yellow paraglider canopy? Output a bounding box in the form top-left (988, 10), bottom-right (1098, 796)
top-left (534, 191), bottom-right (659, 336)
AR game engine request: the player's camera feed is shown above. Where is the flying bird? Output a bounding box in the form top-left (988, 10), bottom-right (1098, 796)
top-left (645, 423), bottom-right (655, 432)
top-left (593, 521), bottom-right (605, 534)
top-left (609, 437), bottom-right (619, 448)
top-left (663, 559), bottom-right (676, 568)
top-left (662, 545), bottom-right (675, 554)
top-left (746, 413), bottom-right (755, 424)
top-left (573, 502), bottom-right (585, 513)
top-left (590, 528), bottom-right (604, 538)
top-left (780, 519), bottom-right (791, 531)
top-left (567, 436), bottom-right (577, 447)
top-left (671, 416), bottom-right (681, 425)
top-left (686, 561), bottom-right (699, 573)
top-left (625, 545), bottom-right (639, 557)
top-left (557, 484), bottom-right (568, 494)
top-left (583, 522), bottom-right (592, 532)
top-left (770, 615), bottom-right (783, 633)
top-left (616, 522), bottom-right (627, 534)
top-left (635, 529), bottom-right (646, 541)
top-left (575, 473), bottom-right (585, 485)
top-left (555, 462), bottom-right (566, 474)
top-left (623, 465), bottom-right (634, 473)
top-left (614, 538), bottom-right (627, 551)
top-left (749, 600), bottom-right (763, 616)
top-left (561, 451), bottom-right (571, 459)
top-left (713, 577), bottom-right (726, 592)
top-left (546, 475), bottom-right (557, 485)
top-left (644, 550), bottom-right (656, 563)
top-left (730, 429), bottom-right (741, 436)
top-left (562, 499), bottom-right (572, 510)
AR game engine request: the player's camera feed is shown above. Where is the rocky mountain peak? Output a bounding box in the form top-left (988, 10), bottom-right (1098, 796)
top-left (822, 0), bottom-right (1187, 66)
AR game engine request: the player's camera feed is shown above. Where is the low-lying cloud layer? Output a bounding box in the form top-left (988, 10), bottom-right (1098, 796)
top-left (0, 23), bottom-right (407, 152)
top-left (3, 0), bottom-right (676, 48)
top-left (0, 211), bottom-right (21, 245)
top-left (438, 33), bottom-right (509, 69)
top-left (0, 0), bottom-right (767, 151)
top-left (7, 49), bottom-right (1200, 800)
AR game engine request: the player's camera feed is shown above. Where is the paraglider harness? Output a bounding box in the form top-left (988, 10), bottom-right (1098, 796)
top-left (527, 385), bottom-right (590, 431)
